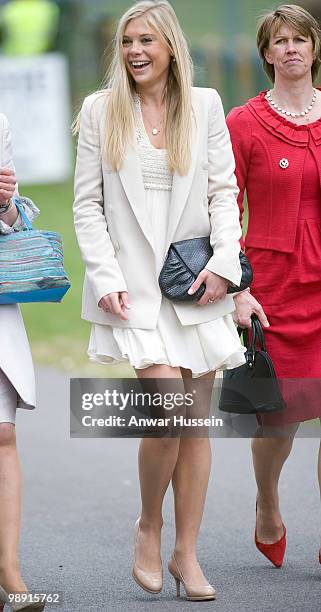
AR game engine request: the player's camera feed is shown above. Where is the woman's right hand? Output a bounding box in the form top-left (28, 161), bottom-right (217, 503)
top-left (233, 290), bottom-right (269, 329)
top-left (98, 291), bottom-right (131, 321)
top-left (0, 168), bottom-right (16, 204)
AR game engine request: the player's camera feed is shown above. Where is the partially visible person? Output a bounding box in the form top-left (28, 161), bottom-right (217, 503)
top-left (227, 4), bottom-right (321, 569)
top-left (0, 113), bottom-right (44, 611)
top-left (0, 0), bottom-right (59, 55)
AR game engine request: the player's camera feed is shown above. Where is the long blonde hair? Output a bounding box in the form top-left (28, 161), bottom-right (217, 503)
top-left (75, 1), bottom-right (194, 175)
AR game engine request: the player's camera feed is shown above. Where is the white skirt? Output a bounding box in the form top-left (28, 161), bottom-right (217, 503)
top-left (0, 369), bottom-right (17, 424)
top-left (88, 188), bottom-right (246, 378)
top-left (0, 305), bottom-right (36, 411)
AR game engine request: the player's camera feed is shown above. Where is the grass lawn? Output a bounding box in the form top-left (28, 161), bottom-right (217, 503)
top-left (20, 179), bottom-right (133, 376)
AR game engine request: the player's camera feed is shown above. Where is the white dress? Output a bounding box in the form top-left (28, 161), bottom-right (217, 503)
top-left (88, 95), bottom-right (246, 377)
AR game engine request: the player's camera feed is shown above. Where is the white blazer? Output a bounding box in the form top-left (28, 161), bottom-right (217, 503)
top-left (0, 113), bottom-right (36, 409)
top-left (73, 87), bottom-right (242, 329)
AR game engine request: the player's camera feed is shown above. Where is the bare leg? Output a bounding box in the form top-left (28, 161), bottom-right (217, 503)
top-left (0, 423), bottom-right (27, 594)
top-left (318, 419), bottom-right (321, 552)
top-left (171, 369), bottom-right (215, 585)
top-left (318, 419), bottom-right (321, 498)
top-left (252, 424), bottom-right (299, 543)
top-left (318, 446), bottom-right (321, 500)
top-left (135, 364), bottom-right (182, 572)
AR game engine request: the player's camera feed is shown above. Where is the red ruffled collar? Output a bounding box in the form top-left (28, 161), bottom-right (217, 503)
top-left (246, 89), bottom-right (321, 146)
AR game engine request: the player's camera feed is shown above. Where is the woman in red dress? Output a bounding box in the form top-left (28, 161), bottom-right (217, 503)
top-left (227, 4), bottom-right (321, 568)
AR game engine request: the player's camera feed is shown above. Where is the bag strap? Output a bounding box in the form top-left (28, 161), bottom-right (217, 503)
top-left (252, 315), bottom-right (267, 351)
top-left (238, 315), bottom-right (266, 351)
top-left (239, 319), bottom-right (256, 369)
top-left (238, 316), bottom-right (267, 369)
top-left (12, 195), bottom-right (33, 230)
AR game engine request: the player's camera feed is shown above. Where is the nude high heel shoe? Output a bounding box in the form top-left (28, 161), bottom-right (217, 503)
top-left (168, 553), bottom-right (216, 601)
top-left (0, 585), bottom-right (45, 611)
top-left (132, 518), bottom-right (163, 594)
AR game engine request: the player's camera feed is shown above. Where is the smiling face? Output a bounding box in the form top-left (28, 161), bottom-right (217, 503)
top-left (122, 17), bottom-right (172, 91)
top-left (264, 23), bottom-right (316, 82)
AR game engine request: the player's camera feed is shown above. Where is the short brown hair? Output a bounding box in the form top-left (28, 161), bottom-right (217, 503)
top-left (257, 4), bottom-right (321, 82)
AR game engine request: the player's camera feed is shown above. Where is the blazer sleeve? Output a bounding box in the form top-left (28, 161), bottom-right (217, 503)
top-left (0, 115), bottom-right (40, 235)
top-left (204, 89), bottom-right (242, 286)
top-left (0, 114), bottom-right (27, 200)
top-left (1, 114), bottom-right (15, 172)
top-left (73, 95), bottom-right (127, 304)
top-left (226, 106), bottom-right (252, 250)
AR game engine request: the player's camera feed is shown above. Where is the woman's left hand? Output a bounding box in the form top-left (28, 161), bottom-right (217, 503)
top-left (188, 269), bottom-right (229, 306)
top-left (0, 168), bottom-right (16, 205)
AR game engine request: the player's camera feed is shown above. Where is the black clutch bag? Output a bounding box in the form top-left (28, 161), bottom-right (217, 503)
top-left (218, 315), bottom-right (286, 414)
top-left (158, 236), bottom-right (252, 302)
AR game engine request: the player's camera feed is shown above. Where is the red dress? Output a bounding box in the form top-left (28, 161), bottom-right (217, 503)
top-left (227, 96), bottom-right (321, 425)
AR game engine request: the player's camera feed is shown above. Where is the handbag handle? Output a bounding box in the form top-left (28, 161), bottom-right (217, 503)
top-left (12, 195), bottom-right (33, 230)
top-left (239, 315), bottom-right (266, 368)
top-left (241, 315), bottom-right (266, 349)
top-left (252, 315), bottom-right (267, 351)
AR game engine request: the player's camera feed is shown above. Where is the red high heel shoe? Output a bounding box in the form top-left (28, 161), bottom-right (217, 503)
top-left (255, 504), bottom-right (286, 568)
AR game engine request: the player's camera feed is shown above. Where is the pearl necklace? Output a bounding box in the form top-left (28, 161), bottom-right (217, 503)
top-left (266, 88), bottom-right (317, 117)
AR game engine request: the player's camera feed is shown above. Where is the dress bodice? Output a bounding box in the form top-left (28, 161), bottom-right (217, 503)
top-left (300, 148), bottom-right (321, 201)
top-left (134, 93), bottom-right (173, 192)
top-left (297, 148), bottom-right (321, 220)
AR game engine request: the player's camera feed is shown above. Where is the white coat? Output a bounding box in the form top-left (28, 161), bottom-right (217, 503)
top-left (73, 87), bottom-right (242, 329)
top-left (0, 113), bottom-right (36, 409)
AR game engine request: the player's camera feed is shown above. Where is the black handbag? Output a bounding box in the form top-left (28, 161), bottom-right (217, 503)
top-left (158, 236), bottom-right (252, 302)
top-left (218, 315), bottom-right (286, 414)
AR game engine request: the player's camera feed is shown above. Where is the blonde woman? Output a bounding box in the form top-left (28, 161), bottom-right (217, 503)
top-left (73, 0), bottom-right (245, 601)
top-left (0, 113), bottom-right (44, 611)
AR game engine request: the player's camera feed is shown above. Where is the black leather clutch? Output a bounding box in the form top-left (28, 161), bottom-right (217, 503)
top-left (158, 236), bottom-right (252, 302)
top-left (218, 316), bottom-right (286, 414)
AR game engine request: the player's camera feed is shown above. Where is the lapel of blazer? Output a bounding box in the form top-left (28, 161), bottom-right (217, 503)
top-left (118, 143), bottom-right (155, 250)
top-left (165, 106), bottom-right (199, 252)
top-left (118, 92), bottom-right (200, 254)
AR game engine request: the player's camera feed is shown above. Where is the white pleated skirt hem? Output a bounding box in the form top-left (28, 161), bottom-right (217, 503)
top-left (0, 368), bottom-right (34, 425)
top-left (88, 298), bottom-right (246, 378)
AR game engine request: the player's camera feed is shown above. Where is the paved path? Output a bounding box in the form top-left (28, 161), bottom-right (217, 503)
top-left (15, 367), bottom-right (321, 611)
